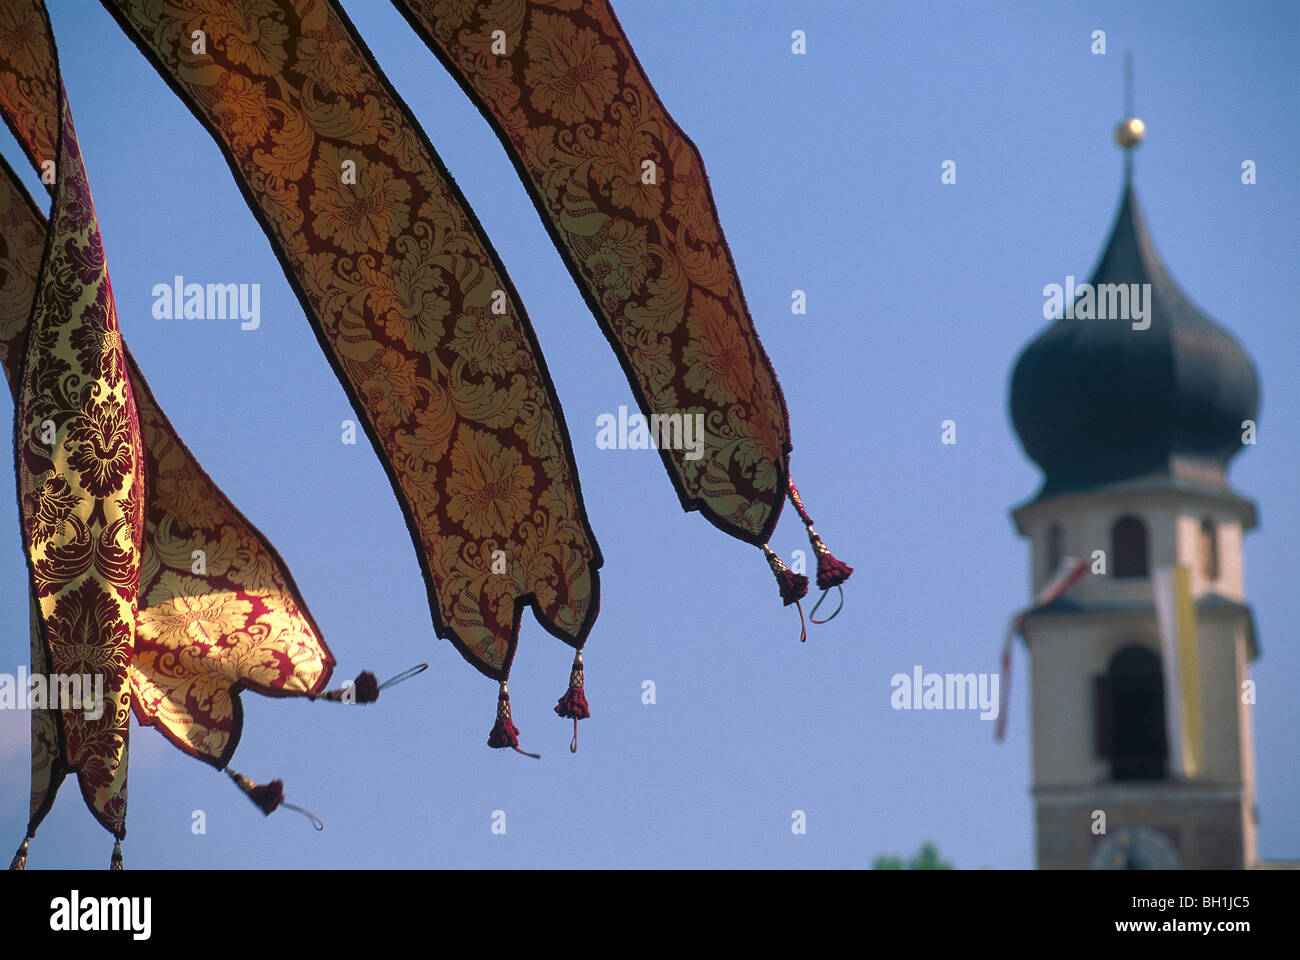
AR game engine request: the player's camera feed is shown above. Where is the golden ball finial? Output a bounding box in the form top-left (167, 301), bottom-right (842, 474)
top-left (1115, 116), bottom-right (1146, 149)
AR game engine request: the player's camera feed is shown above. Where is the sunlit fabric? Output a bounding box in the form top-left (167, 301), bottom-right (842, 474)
top-left (0, 172), bottom-right (337, 768)
top-left (0, 0), bottom-right (335, 846)
top-left (1, 10), bottom-right (143, 840)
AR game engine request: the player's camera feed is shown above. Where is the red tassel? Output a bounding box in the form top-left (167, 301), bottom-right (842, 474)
top-left (311, 669), bottom-right (380, 703)
top-left (810, 533), bottom-right (853, 590)
top-left (110, 840), bottom-right (123, 871)
top-left (250, 781), bottom-right (284, 815)
top-left (788, 478), bottom-right (853, 591)
top-left (762, 544), bottom-right (809, 642)
top-left (227, 769), bottom-right (284, 815)
top-left (311, 663), bottom-right (427, 703)
top-left (554, 652), bottom-right (591, 753)
top-left (554, 663), bottom-right (590, 719)
top-left (352, 671), bottom-right (380, 703)
top-left (225, 768), bottom-right (324, 829)
top-left (762, 544), bottom-right (809, 606)
top-left (9, 837), bottom-right (29, 871)
top-left (489, 684), bottom-right (540, 759)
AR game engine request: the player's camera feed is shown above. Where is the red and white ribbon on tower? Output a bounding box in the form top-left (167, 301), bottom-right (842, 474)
top-left (995, 556), bottom-right (1090, 741)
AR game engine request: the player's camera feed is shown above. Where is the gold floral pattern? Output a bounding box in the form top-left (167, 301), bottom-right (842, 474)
top-left (3, 43), bottom-right (143, 837)
top-left (524, 10), bottom-right (619, 125)
top-left (582, 218), bottom-right (649, 313)
top-left (0, 3), bottom-right (44, 77)
top-left (683, 291), bottom-right (756, 407)
top-left (189, 0), bottom-right (288, 78)
top-left (447, 426), bottom-right (536, 540)
top-left (395, 0), bottom-right (790, 544)
top-left (297, 17), bottom-right (369, 97)
top-left (213, 73), bottom-right (272, 152)
top-left (0, 1), bottom-right (54, 164)
top-left (140, 572), bottom-right (255, 648)
top-left (446, 310), bottom-right (524, 377)
top-left (128, 355), bottom-right (337, 765)
top-left (309, 147), bottom-right (411, 255)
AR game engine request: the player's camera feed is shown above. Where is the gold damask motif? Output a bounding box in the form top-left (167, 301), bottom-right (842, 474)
top-left (9, 70), bottom-right (143, 838)
top-left (392, 0), bottom-right (792, 544)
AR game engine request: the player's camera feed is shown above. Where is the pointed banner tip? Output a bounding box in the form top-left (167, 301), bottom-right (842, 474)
top-left (9, 837), bottom-right (29, 871)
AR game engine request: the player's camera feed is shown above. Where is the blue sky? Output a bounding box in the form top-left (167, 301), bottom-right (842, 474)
top-left (1, 0), bottom-right (1295, 868)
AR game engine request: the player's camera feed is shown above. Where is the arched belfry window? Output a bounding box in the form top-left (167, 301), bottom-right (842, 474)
top-left (1112, 515), bottom-right (1148, 578)
top-left (1200, 517), bottom-right (1219, 582)
top-left (1095, 645), bottom-right (1168, 781)
top-left (1046, 523), bottom-right (1064, 576)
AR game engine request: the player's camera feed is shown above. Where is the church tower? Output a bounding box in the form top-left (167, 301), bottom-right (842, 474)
top-left (1007, 112), bottom-right (1261, 869)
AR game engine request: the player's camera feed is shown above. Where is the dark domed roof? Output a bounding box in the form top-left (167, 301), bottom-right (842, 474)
top-left (1010, 178), bottom-right (1259, 500)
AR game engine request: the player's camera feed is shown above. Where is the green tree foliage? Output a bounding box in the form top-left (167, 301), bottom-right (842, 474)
top-left (872, 841), bottom-right (954, 870)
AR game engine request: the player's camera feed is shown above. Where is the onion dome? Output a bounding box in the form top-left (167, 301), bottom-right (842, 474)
top-left (1010, 126), bottom-right (1259, 500)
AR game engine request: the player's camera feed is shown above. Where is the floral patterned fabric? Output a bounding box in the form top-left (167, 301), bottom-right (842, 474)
top-left (103, 0), bottom-right (604, 682)
top-left (1, 0), bottom-right (818, 846)
top-left (2, 27), bottom-right (143, 837)
top-left (0, 161), bottom-right (336, 772)
top-left (0, 0), bottom-right (335, 840)
top-left (391, 0), bottom-right (793, 545)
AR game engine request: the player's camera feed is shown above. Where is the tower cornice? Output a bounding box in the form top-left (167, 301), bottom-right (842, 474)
top-left (1011, 478), bottom-right (1258, 537)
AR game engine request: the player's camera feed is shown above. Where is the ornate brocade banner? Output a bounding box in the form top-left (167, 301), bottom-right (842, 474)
top-left (4, 30), bottom-right (143, 839)
top-left (101, 0), bottom-right (604, 683)
top-left (2, 0), bottom-right (847, 855)
top-left (392, 0), bottom-right (793, 546)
